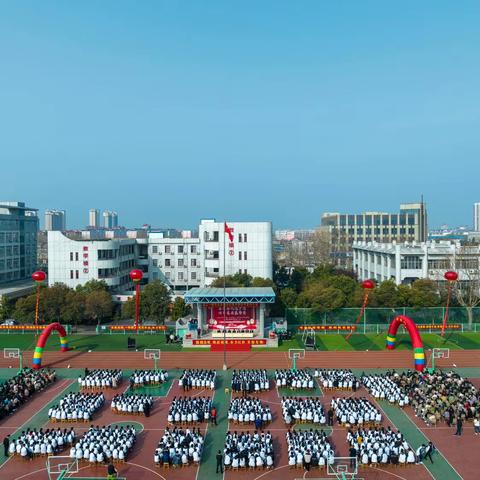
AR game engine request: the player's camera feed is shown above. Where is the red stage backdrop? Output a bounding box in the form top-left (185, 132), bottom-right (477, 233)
top-left (207, 304), bottom-right (257, 330)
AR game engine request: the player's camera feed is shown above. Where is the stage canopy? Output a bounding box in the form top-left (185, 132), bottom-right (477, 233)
top-left (184, 287), bottom-right (275, 305)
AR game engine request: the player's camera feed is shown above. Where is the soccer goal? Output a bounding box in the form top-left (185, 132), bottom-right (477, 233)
top-left (46, 456), bottom-right (79, 480)
top-left (3, 348), bottom-right (22, 372)
top-left (288, 348), bottom-right (305, 371)
top-left (144, 348), bottom-right (161, 371)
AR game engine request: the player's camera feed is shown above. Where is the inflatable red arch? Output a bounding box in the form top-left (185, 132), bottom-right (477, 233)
top-left (32, 322), bottom-right (69, 370)
top-left (386, 315), bottom-right (425, 372)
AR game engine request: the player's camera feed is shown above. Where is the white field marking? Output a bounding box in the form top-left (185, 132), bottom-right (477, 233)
top-left (400, 408), bottom-right (464, 479)
top-left (61, 462), bottom-right (167, 480)
top-left (195, 422), bottom-right (208, 480)
top-left (253, 463), bottom-right (289, 480)
top-left (369, 396), bottom-right (435, 480)
top-left (0, 379), bottom-right (73, 473)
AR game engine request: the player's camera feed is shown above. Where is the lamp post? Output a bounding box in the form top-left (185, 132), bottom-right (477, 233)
top-left (441, 270), bottom-right (458, 337)
top-left (31, 271), bottom-right (46, 333)
top-left (346, 279), bottom-right (375, 340)
top-left (129, 269), bottom-right (144, 334)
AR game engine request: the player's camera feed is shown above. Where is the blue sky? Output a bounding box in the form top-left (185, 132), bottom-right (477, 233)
top-left (1, 1), bottom-right (479, 230)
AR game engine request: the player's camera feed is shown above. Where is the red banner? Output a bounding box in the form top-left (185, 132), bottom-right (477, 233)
top-left (207, 304), bottom-right (256, 330)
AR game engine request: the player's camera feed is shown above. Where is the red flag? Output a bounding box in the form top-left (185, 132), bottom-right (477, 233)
top-left (224, 222), bottom-right (234, 242)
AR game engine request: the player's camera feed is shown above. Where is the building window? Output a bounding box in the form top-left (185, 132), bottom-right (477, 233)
top-left (239, 251), bottom-right (242, 260)
top-left (178, 245), bottom-right (184, 254)
top-left (178, 271), bottom-right (184, 281)
top-left (238, 234), bottom-right (242, 243)
top-left (244, 269), bottom-right (247, 274)
top-left (243, 233), bottom-right (247, 242)
top-left (165, 259), bottom-right (171, 267)
top-left (190, 245), bottom-right (196, 254)
top-left (239, 269), bottom-right (242, 274)
top-left (153, 259), bottom-right (158, 267)
top-left (70, 252), bottom-right (73, 261)
top-left (178, 258), bottom-right (184, 267)
top-left (165, 271), bottom-right (171, 280)
top-left (75, 270), bottom-right (79, 279)
top-left (75, 252), bottom-right (79, 261)
top-left (191, 258), bottom-right (197, 267)
top-left (244, 251), bottom-right (247, 260)
top-left (165, 245), bottom-right (171, 254)
top-left (400, 256), bottom-right (422, 269)
top-left (70, 270), bottom-right (73, 279)
top-left (191, 271), bottom-right (197, 280)
top-left (152, 245), bottom-right (158, 254)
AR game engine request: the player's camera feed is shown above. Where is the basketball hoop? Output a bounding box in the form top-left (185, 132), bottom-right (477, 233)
top-left (3, 348), bottom-right (22, 371)
top-left (144, 348), bottom-right (161, 371)
top-left (288, 348), bottom-right (305, 371)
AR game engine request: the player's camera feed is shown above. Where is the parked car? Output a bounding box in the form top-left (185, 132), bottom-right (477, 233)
top-left (1, 319), bottom-right (19, 326)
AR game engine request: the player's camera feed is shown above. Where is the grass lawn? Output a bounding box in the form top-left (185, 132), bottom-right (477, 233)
top-left (2, 331), bottom-right (480, 353)
top-left (0, 333), bottom-right (182, 352)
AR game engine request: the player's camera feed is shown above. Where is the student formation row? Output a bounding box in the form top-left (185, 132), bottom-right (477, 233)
top-left (2, 367), bottom-right (479, 471)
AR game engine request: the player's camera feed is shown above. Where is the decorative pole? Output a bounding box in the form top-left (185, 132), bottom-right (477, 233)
top-left (346, 279), bottom-right (375, 341)
top-left (31, 271), bottom-right (46, 333)
top-left (129, 269), bottom-right (144, 334)
top-left (441, 270), bottom-right (458, 337)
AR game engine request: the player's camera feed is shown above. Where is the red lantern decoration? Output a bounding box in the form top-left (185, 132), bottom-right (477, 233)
top-left (129, 269), bottom-right (143, 282)
top-left (444, 271), bottom-right (458, 282)
top-left (362, 279), bottom-right (375, 290)
top-left (32, 271), bottom-right (46, 283)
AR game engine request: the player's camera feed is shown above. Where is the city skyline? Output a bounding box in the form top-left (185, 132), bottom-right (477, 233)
top-left (2, 2), bottom-right (480, 229)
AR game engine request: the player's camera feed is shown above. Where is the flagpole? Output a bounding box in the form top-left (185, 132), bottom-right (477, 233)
top-left (223, 221), bottom-right (227, 370)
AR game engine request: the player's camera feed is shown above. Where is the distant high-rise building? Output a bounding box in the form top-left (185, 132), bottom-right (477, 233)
top-left (103, 210), bottom-right (118, 228)
top-left (0, 201), bottom-right (38, 284)
top-left (474, 203), bottom-right (480, 232)
top-left (44, 209), bottom-right (66, 231)
top-left (321, 201), bottom-right (428, 268)
top-left (89, 209), bottom-right (100, 228)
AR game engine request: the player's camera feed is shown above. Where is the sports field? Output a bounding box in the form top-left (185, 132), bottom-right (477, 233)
top-left (0, 343), bottom-right (479, 480)
top-left (2, 331), bottom-right (480, 353)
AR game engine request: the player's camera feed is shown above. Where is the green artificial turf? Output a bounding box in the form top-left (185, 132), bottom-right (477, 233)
top-left (0, 333), bottom-right (182, 352)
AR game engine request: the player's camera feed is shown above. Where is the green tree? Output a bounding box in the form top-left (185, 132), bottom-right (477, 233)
top-left (84, 289), bottom-right (113, 326)
top-left (408, 279), bottom-right (441, 307)
top-left (311, 286), bottom-right (346, 313)
top-left (76, 279), bottom-right (109, 294)
top-left (62, 290), bottom-right (86, 327)
top-left (370, 280), bottom-right (402, 307)
top-left (142, 280), bottom-right (171, 324)
top-left (279, 288), bottom-right (298, 308)
top-left (251, 277), bottom-right (274, 287)
top-left (171, 297), bottom-right (191, 321)
top-left (13, 295), bottom-right (37, 323)
top-left (0, 297), bottom-right (14, 321)
top-left (288, 267), bottom-right (309, 293)
top-left (273, 263), bottom-right (290, 289)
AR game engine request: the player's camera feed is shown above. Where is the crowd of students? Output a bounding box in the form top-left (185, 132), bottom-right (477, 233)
top-left (0, 368), bottom-right (56, 420)
top-left (48, 392), bottom-right (105, 422)
top-left (314, 369), bottom-right (359, 391)
top-left (178, 370), bottom-right (216, 390)
top-left (331, 397), bottom-right (382, 426)
top-left (167, 397), bottom-right (212, 424)
top-left (223, 431), bottom-right (274, 470)
top-left (129, 370), bottom-right (168, 388)
top-left (8, 427), bottom-right (74, 458)
top-left (231, 370), bottom-right (270, 393)
top-left (347, 427), bottom-right (417, 466)
top-left (111, 393), bottom-right (153, 417)
top-left (286, 429), bottom-right (334, 470)
top-left (361, 373), bottom-right (409, 406)
top-left (395, 370), bottom-right (480, 427)
top-left (275, 370), bottom-right (315, 390)
top-left (228, 397), bottom-right (272, 426)
top-left (69, 425), bottom-right (136, 463)
top-left (282, 398), bottom-right (326, 425)
top-left (154, 427), bottom-right (203, 467)
top-left (78, 369), bottom-right (122, 390)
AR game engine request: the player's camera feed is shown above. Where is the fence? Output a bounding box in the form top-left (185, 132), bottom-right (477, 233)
top-left (286, 307), bottom-right (480, 331)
